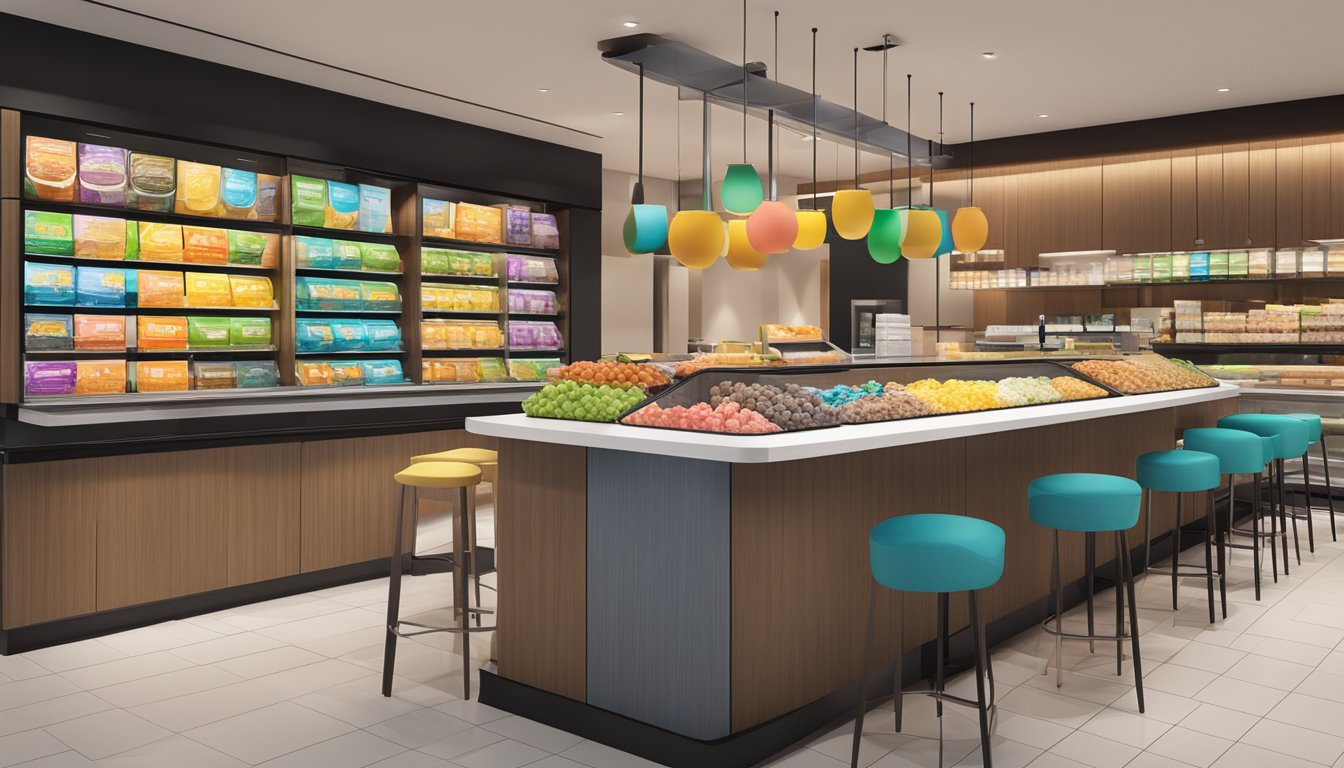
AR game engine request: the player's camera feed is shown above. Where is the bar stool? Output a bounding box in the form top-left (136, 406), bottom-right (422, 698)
top-left (1219, 414), bottom-right (1310, 572)
top-left (1029, 473), bottom-right (1144, 713)
top-left (411, 447), bottom-right (499, 622)
top-left (850, 514), bottom-right (1004, 768)
top-left (1283, 413), bottom-right (1336, 546)
top-left (1183, 428), bottom-right (1273, 601)
top-left (1137, 449), bottom-right (1224, 622)
top-left (382, 461), bottom-right (494, 700)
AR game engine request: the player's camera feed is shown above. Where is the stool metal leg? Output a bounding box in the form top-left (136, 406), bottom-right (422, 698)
top-left (850, 579), bottom-right (878, 768)
top-left (1171, 494), bottom-right (1182, 611)
top-left (1203, 491), bottom-right (1216, 625)
top-left (936, 593), bottom-right (948, 718)
top-left (1251, 473), bottom-right (1262, 599)
top-left (1302, 450), bottom-right (1317, 554)
top-left (1113, 532), bottom-right (1124, 676)
top-left (1281, 459), bottom-right (1298, 568)
top-left (457, 487), bottom-right (472, 701)
top-left (1053, 530), bottom-right (1064, 688)
top-left (1142, 489), bottom-right (1153, 572)
top-left (1120, 530), bottom-right (1145, 714)
top-left (466, 486), bottom-right (482, 627)
top-left (1214, 488), bottom-right (1227, 619)
top-left (968, 591), bottom-right (993, 768)
top-left (382, 485), bottom-right (408, 698)
top-left (1085, 532), bottom-right (1096, 653)
top-left (1265, 470), bottom-right (1279, 581)
top-left (1322, 437), bottom-right (1337, 541)
top-left (893, 589), bottom-right (904, 732)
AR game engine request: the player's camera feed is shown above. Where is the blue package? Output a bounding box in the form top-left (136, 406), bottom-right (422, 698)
top-left (329, 319), bottom-right (368, 351)
top-left (293, 236), bottom-right (335, 269)
top-left (362, 320), bottom-right (402, 351)
top-left (295, 318), bottom-right (334, 352)
top-left (220, 168), bottom-right (258, 212)
top-left (24, 263), bottom-right (76, 306)
top-left (358, 184), bottom-right (392, 233)
top-left (1190, 251), bottom-right (1210, 282)
top-left (326, 181), bottom-right (360, 229)
top-left (75, 266), bottom-right (127, 307)
top-left (331, 240), bottom-right (363, 270)
top-left (361, 359), bottom-right (405, 385)
top-left (234, 360), bottom-right (281, 388)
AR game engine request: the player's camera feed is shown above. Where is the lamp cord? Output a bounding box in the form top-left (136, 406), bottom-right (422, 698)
top-left (637, 62), bottom-right (644, 189)
top-left (907, 73), bottom-right (912, 206)
top-left (853, 47), bottom-right (859, 189)
top-left (811, 27), bottom-right (818, 209)
top-left (883, 35), bottom-right (891, 207)
top-left (969, 102), bottom-right (975, 205)
top-left (742, 0), bottom-right (747, 163)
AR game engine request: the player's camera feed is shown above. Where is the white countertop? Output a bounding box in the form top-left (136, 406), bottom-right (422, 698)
top-left (466, 383), bottom-right (1240, 464)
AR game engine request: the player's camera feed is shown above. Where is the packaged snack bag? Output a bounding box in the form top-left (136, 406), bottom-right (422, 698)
top-left (359, 242), bottom-right (400, 272)
top-left (75, 360), bottom-right (126, 395)
top-left (25, 263), bottom-right (76, 306)
top-left (509, 358), bottom-right (562, 381)
top-left (24, 314), bottom-right (74, 351)
top-left (229, 317), bottom-right (272, 348)
top-left (228, 274), bottom-right (274, 308)
top-left (297, 361), bottom-right (335, 386)
top-left (77, 144), bottom-right (129, 205)
top-left (24, 136), bottom-right (78, 201)
top-left (293, 236), bottom-right (336, 269)
top-left (325, 181), bottom-right (359, 229)
top-left (136, 270), bottom-right (185, 307)
top-left (220, 167), bottom-right (257, 218)
top-left (358, 184), bottom-right (392, 233)
top-left (359, 281), bottom-right (401, 311)
top-left (227, 230), bottom-right (267, 266)
top-left (76, 267), bottom-right (127, 307)
top-left (184, 272), bottom-right (233, 307)
top-left (422, 199), bottom-right (454, 238)
top-left (361, 360), bottom-right (404, 385)
top-left (193, 361), bottom-right (237, 390)
top-left (138, 222), bottom-right (184, 262)
top-left (330, 320), bottom-right (368, 351)
top-left (175, 161), bottom-right (222, 216)
top-left (503, 206), bottom-right (532, 247)
top-left (454, 203), bottom-right (479, 241)
top-left (295, 319), bottom-right (334, 352)
top-left (421, 320), bottom-right (447, 349)
top-left (137, 316), bottom-right (188, 350)
top-left (470, 252), bottom-right (495, 276)
top-left (362, 320), bottom-right (402, 350)
top-left (531, 213), bottom-right (560, 249)
top-left (475, 205), bottom-right (503, 244)
top-left (330, 360), bottom-right (365, 386)
top-left (507, 254), bottom-right (559, 283)
top-left (126, 153), bottom-right (176, 212)
top-left (296, 277), bottom-right (362, 310)
top-left (182, 226), bottom-right (229, 265)
top-left (255, 174), bottom-right (281, 222)
top-left (290, 176), bottom-right (327, 227)
top-left (73, 314), bottom-right (126, 350)
top-left (234, 360), bottom-right (280, 388)
top-left (187, 316), bottom-right (231, 348)
top-left (24, 211), bottom-right (75, 256)
top-left (25, 361), bottom-right (77, 396)
top-left (73, 215), bottom-right (126, 260)
top-left (478, 357), bottom-right (508, 382)
top-left (332, 240), bottom-right (363, 270)
top-left (124, 220), bottom-right (140, 260)
top-left (421, 248), bottom-right (450, 275)
top-left (135, 361), bottom-right (189, 393)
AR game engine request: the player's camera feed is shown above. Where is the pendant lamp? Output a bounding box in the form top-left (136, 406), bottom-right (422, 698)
top-left (721, 0), bottom-right (763, 216)
top-left (932, 93), bottom-right (955, 257)
top-left (951, 103), bottom-right (989, 253)
top-left (867, 34), bottom-right (902, 264)
top-left (746, 11), bottom-right (798, 254)
top-left (900, 74), bottom-right (939, 259)
top-left (623, 63), bottom-right (669, 255)
top-left (793, 27), bottom-right (827, 250)
top-left (832, 47), bottom-right (875, 240)
top-left (668, 95), bottom-right (725, 268)
top-left (726, 218), bottom-right (769, 269)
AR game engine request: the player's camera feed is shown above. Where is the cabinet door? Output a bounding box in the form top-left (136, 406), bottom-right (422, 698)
top-left (1222, 143), bottom-right (1277, 249)
top-left (1171, 150), bottom-right (1226, 250)
top-left (1276, 139), bottom-right (1303, 247)
top-left (1102, 155), bottom-right (1171, 254)
top-left (1017, 165), bottom-right (1101, 263)
top-left (1302, 139), bottom-right (1332, 242)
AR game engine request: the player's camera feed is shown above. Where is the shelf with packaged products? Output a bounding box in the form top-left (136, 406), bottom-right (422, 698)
top-left (25, 303), bottom-right (279, 315)
top-left (420, 273), bottom-right (501, 284)
top-left (23, 347), bottom-right (278, 358)
top-left (19, 199), bottom-right (288, 236)
top-left (422, 348), bottom-right (507, 356)
top-left (26, 252), bottom-right (277, 274)
top-left (419, 235), bottom-right (559, 257)
top-left (294, 349), bottom-right (407, 356)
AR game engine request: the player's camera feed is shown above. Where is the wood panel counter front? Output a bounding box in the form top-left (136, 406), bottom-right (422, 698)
top-left (470, 385), bottom-right (1238, 765)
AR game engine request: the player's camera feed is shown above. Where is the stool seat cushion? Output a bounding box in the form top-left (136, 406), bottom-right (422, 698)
top-left (1029, 473), bottom-right (1142, 532)
top-left (395, 461), bottom-right (481, 489)
top-left (1137, 450), bottom-right (1221, 492)
top-left (411, 447), bottom-right (499, 465)
top-left (869, 514), bottom-right (1005, 593)
top-left (1282, 413), bottom-right (1324, 443)
top-left (1182, 428), bottom-right (1268, 475)
top-left (1217, 414), bottom-right (1310, 459)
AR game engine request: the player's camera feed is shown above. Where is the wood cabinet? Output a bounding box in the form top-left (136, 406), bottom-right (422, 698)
top-left (1101, 155), bottom-right (1172, 254)
top-left (1015, 164), bottom-right (1103, 265)
top-left (1171, 149), bottom-right (1226, 250)
top-left (1302, 139), bottom-right (1333, 241)
top-left (1276, 139), bottom-right (1303, 247)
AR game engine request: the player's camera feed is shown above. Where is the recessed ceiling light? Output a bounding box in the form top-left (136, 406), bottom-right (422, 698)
top-left (981, 52), bottom-right (996, 59)
top-left (1037, 113), bottom-right (1050, 118)
top-left (537, 88), bottom-right (550, 93)
top-left (611, 111), bottom-right (625, 116)
top-left (801, 135), bottom-right (813, 141)
top-left (623, 20), bottom-right (639, 28)
top-left (1216, 87), bottom-right (1231, 93)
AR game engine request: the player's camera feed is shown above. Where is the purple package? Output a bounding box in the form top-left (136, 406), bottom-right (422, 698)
top-left (531, 213), bottom-right (559, 250)
top-left (506, 254), bottom-right (524, 281)
top-left (25, 361), bottom-right (77, 396)
top-left (77, 144), bottom-right (129, 206)
top-left (505, 208), bottom-right (532, 247)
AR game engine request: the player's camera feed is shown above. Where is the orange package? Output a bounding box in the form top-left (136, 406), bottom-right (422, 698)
top-left (137, 270), bottom-right (185, 307)
top-left (135, 361), bottom-right (189, 392)
top-left (73, 315), bottom-right (126, 350)
top-left (74, 360), bottom-right (126, 395)
top-left (297, 362), bottom-right (335, 386)
top-left (136, 316), bottom-right (188, 350)
top-left (183, 226), bottom-right (229, 265)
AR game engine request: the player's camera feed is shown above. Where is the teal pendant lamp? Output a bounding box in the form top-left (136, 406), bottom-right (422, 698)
top-left (867, 34), bottom-right (901, 264)
top-left (721, 0), bottom-right (763, 216)
top-left (932, 92), bottom-right (954, 257)
top-left (622, 62), bottom-right (668, 254)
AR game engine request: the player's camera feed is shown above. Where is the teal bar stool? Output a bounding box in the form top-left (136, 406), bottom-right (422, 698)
top-left (850, 514), bottom-right (1005, 768)
top-left (1220, 414), bottom-right (1311, 572)
top-left (1137, 449), bottom-right (1224, 622)
top-left (1184, 428), bottom-right (1273, 600)
top-left (1284, 413), bottom-right (1335, 546)
top-left (1029, 473), bottom-right (1144, 713)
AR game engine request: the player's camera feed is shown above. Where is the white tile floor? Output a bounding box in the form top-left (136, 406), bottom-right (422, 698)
top-left (5, 508), bottom-right (1344, 767)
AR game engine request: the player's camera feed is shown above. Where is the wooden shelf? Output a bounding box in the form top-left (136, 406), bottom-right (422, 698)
top-left (420, 235), bottom-right (559, 257)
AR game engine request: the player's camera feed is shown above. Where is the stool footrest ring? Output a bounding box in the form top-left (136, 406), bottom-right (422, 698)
top-left (391, 620), bottom-right (496, 638)
top-left (1042, 618), bottom-right (1132, 643)
top-left (1145, 566), bottom-right (1225, 580)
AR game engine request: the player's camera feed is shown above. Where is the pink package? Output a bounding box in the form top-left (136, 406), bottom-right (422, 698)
top-left (507, 289), bottom-right (557, 314)
top-left (509, 321), bottom-right (562, 350)
top-left (78, 144), bottom-right (129, 205)
top-left (25, 361), bottom-right (77, 395)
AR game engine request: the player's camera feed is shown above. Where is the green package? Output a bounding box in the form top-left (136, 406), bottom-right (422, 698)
top-left (421, 247), bottom-right (450, 275)
top-left (125, 220), bottom-right (140, 260)
top-left (1152, 254), bottom-right (1173, 282)
top-left (24, 211), bottom-right (74, 255)
top-left (360, 242), bottom-right (401, 272)
top-left (187, 316), bottom-right (231, 349)
top-left (332, 240), bottom-right (363, 270)
top-left (478, 357), bottom-right (508, 382)
top-left (229, 316), bottom-right (272, 348)
top-left (1209, 251), bottom-right (1229, 279)
top-left (290, 175), bottom-right (327, 227)
top-left (1229, 250), bottom-right (1249, 277)
top-left (228, 230), bottom-right (268, 265)
top-left (359, 280), bottom-right (401, 311)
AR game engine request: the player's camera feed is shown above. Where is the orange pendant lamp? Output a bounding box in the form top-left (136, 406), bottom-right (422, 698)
top-left (792, 26), bottom-right (827, 251)
top-left (726, 218), bottom-right (769, 269)
top-left (952, 101), bottom-right (989, 253)
top-left (832, 47), bottom-right (874, 240)
top-left (746, 12), bottom-right (797, 254)
top-left (899, 73), bottom-right (938, 260)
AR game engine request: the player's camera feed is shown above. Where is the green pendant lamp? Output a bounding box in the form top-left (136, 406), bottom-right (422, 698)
top-left (721, 0), bottom-right (764, 216)
top-left (623, 63), bottom-right (669, 255)
top-left (952, 102), bottom-right (989, 253)
top-left (832, 47), bottom-right (875, 240)
top-left (867, 34), bottom-right (902, 264)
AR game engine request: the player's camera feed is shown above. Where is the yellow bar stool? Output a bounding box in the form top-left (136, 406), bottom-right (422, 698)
top-left (382, 461), bottom-right (493, 700)
top-left (411, 448), bottom-right (499, 621)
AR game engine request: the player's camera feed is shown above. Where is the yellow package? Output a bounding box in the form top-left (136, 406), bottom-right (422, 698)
top-left (421, 321), bottom-right (447, 349)
top-left (475, 205), bottom-right (503, 244)
top-left (425, 359), bottom-right (479, 382)
top-left (297, 362), bottom-right (334, 386)
top-left (182, 226), bottom-right (229, 265)
top-left (454, 203), bottom-right (480, 241)
top-left (174, 161), bottom-right (222, 216)
top-left (139, 222), bottom-right (184, 262)
top-left (421, 285), bottom-right (444, 310)
top-left (74, 215), bottom-right (127, 260)
top-left (228, 274), bottom-right (274, 308)
top-left (75, 360), bottom-right (126, 395)
top-left (184, 272), bottom-right (233, 308)
top-left (136, 270), bottom-right (185, 307)
top-left (135, 361), bottom-right (189, 392)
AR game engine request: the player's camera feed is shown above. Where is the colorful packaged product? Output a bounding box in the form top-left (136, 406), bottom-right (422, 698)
top-left (255, 174), bottom-right (281, 222)
top-left (187, 316), bottom-right (231, 348)
top-left (421, 320), bottom-right (447, 349)
top-left (293, 236), bottom-right (336, 269)
top-left (229, 317), bottom-right (272, 348)
top-left (228, 274), bottom-right (274, 308)
top-left (508, 320), bottom-right (562, 350)
top-left (77, 143), bottom-right (129, 205)
top-left (75, 360), bottom-right (126, 395)
top-left (330, 360), bottom-right (365, 386)
top-left (137, 316), bottom-right (188, 350)
top-left (509, 358), bottom-right (561, 381)
top-left (182, 226), bottom-right (229, 265)
top-left (135, 361), bottom-right (189, 393)
top-left (507, 254), bottom-right (559, 283)
top-left (360, 242), bottom-right (400, 272)
top-left (325, 181), bottom-right (360, 229)
top-left (193, 361), bottom-right (237, 389)
top-left (234, 360), bottom-right (280, 388)
top-left (297, 361), bottom-right (335, 386)
top-left (175, 161), bottom-right (222, 216)
top-left (126, 152), bottom-right (176, 212)
top-left (330, 320), bottom-right (368, 351)
top-left (502, 206), bottom-right (532, 247)
top-left (290, 176), bottom-right (327, 227)
top-left (73, 314), bottom-right (126, 350)
top-left (227, 230), bottom-right (278, 267)
top-left (136, 270), bottom-right (185, 307)
top-left (138, 222), bottom-right (184, 262)
top-left (422, 199), bottom-right (454, 238)
top-left (420, 248), bottom-right (450, 275)
top-left (25, 263), bottom-right (76, 306)
top-left (124, 220), bottom-right (140, 260)
top-left (361, 360), bottom-right (404, 385)
top-left (76, 267), bottom-right (126, 307)
top-left (24, 136), bottom-right (78, 201)
top-left (508, 289), bottom-right (558, 314)
top-left (24, 314), bottom-right (74, 351)
top-left (296, 319), bottom-right (335, 352)
top-left (296, 277), bottom-right (362, 310)
top-left (453, 202), bottom-right (479, 242)
top-left (475, 205), bottom-right (503, 244)
top-left (220, 167), bottom-right (258, 218)
top-left (185, 272), bottom-right (233, 307)
top-left (73, 215), bottom-right (127, 260)
top-left (478, 357), bottom-right (508, 382)
top-left (358, 184), bottom-right (392, 233)
top-left (332, 240), bottom-right (364, 270)
top-left (359, 281), bottom-right (401, 311)
top-left (24, 211), bottom-right (75, 256)
top-left (25, 361), bottom-right (77, 396)
top-left (362, 320), bottom-right (402, 350)
top-left (531, 213), bottom-right (560, 249)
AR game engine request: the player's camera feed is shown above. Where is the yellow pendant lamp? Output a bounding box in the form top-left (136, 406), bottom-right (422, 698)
top-left (867, 34), bottom-right (902, 264)
top-left (952, 102), bottom-right (989, 253)
top-left (833, 48), bottom-right (874, 240)
top-left (793, 28), bottom-right (828, 251)
top-left (896, 73), bottom-right (937, 259)
top-left (668, 96), bottom-right (725, 269)
top-left (726, 218), bottom-right (768, 269)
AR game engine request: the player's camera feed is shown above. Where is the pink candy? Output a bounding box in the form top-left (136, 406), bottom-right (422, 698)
top-left (622, 401), bottom-right (781, 434)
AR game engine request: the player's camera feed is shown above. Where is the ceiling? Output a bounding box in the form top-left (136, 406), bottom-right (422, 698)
top-left (9, 0), bottom-right (1344, 189)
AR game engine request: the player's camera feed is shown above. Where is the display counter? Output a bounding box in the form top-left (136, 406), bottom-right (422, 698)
top-left (465, 359), bottom-right (1238, 768)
